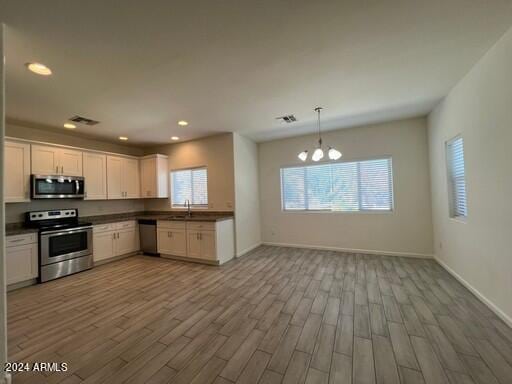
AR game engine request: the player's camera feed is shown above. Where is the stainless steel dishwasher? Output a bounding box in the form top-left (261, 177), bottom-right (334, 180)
top-left (138, 219), bottom-right (159, 256)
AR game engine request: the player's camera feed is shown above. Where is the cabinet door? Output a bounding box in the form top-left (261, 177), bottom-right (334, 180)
top-left (140, 157), bottom-right (156, 198)
top-left (115, 228), bottom-right (138, 256)
top-left (157, 228), bottom-right (173, 254)
top-left (6, 243), bottom-right (38, 285)
top-left (93, 231), bottom-right (116, 262)
top-left (200, 231), bottom-right (216, 260)
top-left (5, 141), bottom-right (31, 202)
top-left (31, 144), bottom-right (60, 174)
top-left (187, 231), bottom-right (202, 259)
top-left (169, 229), bottom-right (187, 257)
top-left (107, 156), bottom-right (123, 199)
top-left (122, 158), bottom-right (140, 198)
top-left (59, 148), bottom-right (83, 176)
top-left (83, 152), bottom-right (107, 200)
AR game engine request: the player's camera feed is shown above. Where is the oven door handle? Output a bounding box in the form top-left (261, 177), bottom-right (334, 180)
top-left (40, 226), bottom-right (93, 236)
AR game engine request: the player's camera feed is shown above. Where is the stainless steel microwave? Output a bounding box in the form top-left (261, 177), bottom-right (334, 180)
top-left (31, 175), bottom-right (85, 199)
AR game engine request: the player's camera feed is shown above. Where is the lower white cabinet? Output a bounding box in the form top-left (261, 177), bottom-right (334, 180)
top-left (157, 227), bottom-right (187, 257)
top-left (93, 230), bottom-right (116, 262)
top-left (6, 233), bottom-right (38, 285)
top-left (93, 221), bottom-right (139, 262)
top-left (158, 219), bottom-right (234, 264)
top-left (186, 230), bottom-right (216, 260)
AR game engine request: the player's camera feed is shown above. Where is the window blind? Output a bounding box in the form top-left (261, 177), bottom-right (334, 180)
top-left (171, 167), bottom-right (208, 207)
top-left (281, 158), bottom-right (393, 212)
top-left (446, 136), bottom-right (467, 218)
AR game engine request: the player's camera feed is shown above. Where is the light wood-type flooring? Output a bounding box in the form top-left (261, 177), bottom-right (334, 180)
top-left (7, 246), bottom-right (512, 384)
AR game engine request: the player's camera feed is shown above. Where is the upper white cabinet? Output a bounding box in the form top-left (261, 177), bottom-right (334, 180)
top-left (107, 155), bottom-right (140, 199)
top-left (59, 148), bottom-right (83, 176)
top-left (4, 138), bottom-right (168, 202)
top-left (83, 152), bottom-right (107, 200)
top-left (5, 140), bottom-right (31, 202)
top-left (31, 144), bottom-right (83, 176)
top-left (140, 154), bottom-right (169, 198)
top-left (124, 158), bottom-right (140, 199)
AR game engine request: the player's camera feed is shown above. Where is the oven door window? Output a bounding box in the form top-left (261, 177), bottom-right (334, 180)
top-left (48, 232), bottom-right (89, 257)
top-left (35, 179), bottom-right (76, 195)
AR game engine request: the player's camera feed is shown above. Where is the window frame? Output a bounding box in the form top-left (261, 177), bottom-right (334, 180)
top-left (445, 135), bottom-right (467, 221)
top-left (280, 156), bottom-right (394, 214)
top-left (170, 166), bottom-right (209, 209)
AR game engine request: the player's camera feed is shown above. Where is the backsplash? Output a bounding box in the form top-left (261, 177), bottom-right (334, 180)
top-left (5, 199), bottom-right (145, 223)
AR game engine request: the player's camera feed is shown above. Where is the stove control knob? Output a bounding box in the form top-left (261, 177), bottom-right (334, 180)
top-left (65, 212), bottom-right (70, 215)
top-left (38, 214), bottom-right (43, 217)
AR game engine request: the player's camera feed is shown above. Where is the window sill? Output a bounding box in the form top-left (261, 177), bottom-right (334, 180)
top-left (449, 216), bottom-right (467, 224)
top-left (281, 209), bottom-right (394, 215)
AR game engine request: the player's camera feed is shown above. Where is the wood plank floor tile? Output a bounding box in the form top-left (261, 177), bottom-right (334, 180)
top-left (5, 249), bottom-right (512, 384)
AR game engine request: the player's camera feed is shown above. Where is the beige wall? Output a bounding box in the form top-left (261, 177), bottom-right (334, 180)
top-left (233, 133), bottom-right (261, 256)
top-left (144, 133), bottom-right (235, 212)
top-left (6, 121), bottom-right (143, 156)
top-left (428, 26), bottom-right (512, 324)
top-left (259, 117), bottom-right (433, 256)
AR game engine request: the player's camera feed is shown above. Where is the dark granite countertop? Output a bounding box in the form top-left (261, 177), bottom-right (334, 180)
top-left (6, 211), bottom-right (234, 236)
top-left (80, 211), bottom-right (234, 225)
top-left (5, 223), bottom-right (39, 236)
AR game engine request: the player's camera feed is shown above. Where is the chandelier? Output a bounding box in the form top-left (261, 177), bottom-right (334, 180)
top-left (298, 107), bottom-right (342, 162)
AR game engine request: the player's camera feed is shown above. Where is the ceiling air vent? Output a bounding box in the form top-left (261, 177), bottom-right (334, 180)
top-left (69, 115), bottom-right (100, 125)
top-left (276, 114), bottom-right (297, 123)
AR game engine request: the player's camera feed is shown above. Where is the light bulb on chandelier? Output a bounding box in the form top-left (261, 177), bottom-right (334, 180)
top-left (298, 150), bottom-right (308, 161)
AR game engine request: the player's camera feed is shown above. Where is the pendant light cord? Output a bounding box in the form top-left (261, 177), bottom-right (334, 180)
top-left (315, 107), bottom-right (323, 147)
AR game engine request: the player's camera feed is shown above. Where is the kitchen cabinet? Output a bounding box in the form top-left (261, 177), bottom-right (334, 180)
top-left (157, 221), bottom-right (187, 257)
top-left (83, 152), bottom-right (107, 200)
top-left (157, 229), bottom-right (187, 257)
top-left (93, 221), bottom-right (139, 262)
top-left (6, 233), bottom-right (38, 285)
top-left (157, 219), bottom-right (234, 264)
top-left (31, 144), bottom-right (83, 176)
top-left (92, 229), bottom-right (116, 262)
top-left (116, 226), bottom-right (139, 255)
top-left (124, 158), bottom-right (140, 198)
top-left (187, 229), bottom-right (216, 261)
top-left (107, 156), bottom-right (140, 199)
top-left (5, 140), bottom-right (31, 202)
top-left (140, 154), bottom-right (169, 198)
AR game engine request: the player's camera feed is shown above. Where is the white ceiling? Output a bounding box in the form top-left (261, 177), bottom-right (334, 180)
top-left (1, 1), bottom-right (512, 145)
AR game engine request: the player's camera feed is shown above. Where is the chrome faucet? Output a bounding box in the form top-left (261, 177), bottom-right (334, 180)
top-left (185, 199), bottom-right (191, 217)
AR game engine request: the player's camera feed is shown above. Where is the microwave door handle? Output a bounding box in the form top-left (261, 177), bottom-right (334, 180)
top-left (76, 179), bottom-right (80, 194)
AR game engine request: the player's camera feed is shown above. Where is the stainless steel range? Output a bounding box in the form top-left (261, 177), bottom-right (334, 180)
top-left (25, 209), bottom-right (93, 282)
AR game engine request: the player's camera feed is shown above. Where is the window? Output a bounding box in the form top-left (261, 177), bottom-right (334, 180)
top-left (171, 167), bottom-right (208, 207)
top-left (446, 136), bottom-right (467, 218)
top-left (281, 158), bottom-right (393, 212)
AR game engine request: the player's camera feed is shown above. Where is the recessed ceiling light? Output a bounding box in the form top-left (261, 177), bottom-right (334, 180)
top-left (178, 120), bottom-right (188, 126)
top-left (25, 62), bottom-right (52, 76)
top-left (171, 136), bottom-right (180, 141)
top-left (119, 136), bottom-right (128, 141)
top-left (63, 123), bottom-right (76, 129)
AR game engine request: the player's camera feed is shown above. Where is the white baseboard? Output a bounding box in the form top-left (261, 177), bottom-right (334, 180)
top-left (236, 242), bottom-right (262, 258)
top-left (262, 241), bottom-right (433, 259)
top-left (434, 256), bottom-right (512, 328)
